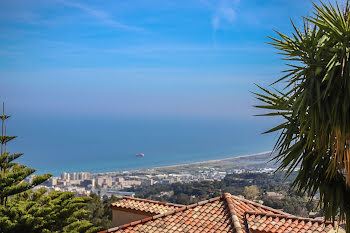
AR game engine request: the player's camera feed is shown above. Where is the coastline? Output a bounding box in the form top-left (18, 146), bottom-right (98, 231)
top-left (94, 150), bottom-right (274, 175)
top-left (150, 150), bottom-right (272, 170)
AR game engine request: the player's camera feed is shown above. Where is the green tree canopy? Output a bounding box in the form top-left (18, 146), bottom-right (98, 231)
top-left (0, 188), bottom-right (100, 233)
top-left (243, 185), bottom-right (259, 200)
top-left (0, 103), bottom-right (100, 232)
top-left (0, 103), bottom-right (51, 206)
top-left (85, 194), bottom-right (119, 230)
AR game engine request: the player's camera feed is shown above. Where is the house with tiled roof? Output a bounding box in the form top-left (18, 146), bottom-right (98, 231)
top-left (100, 193), bottom-right (344, 233)
top-left (111, 196), bottom-right (184, 227)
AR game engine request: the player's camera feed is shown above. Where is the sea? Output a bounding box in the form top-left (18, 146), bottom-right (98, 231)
top-left (7, 115), bottom-right (280, 176)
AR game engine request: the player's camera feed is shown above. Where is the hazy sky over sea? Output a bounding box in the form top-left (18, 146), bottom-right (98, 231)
top-left (1, 0), bottom-right (316, 119)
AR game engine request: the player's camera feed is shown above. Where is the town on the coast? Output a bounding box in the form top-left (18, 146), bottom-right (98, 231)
top-left (35, 152), bottom-right (278, 198)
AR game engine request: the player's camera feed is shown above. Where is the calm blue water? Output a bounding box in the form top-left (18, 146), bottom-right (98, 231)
top-left (6, 115), bottom-right (279, 176)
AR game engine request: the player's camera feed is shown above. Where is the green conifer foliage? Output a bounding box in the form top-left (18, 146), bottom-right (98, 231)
top-left (0, 188), bottom-right (101, 233)
top-left (0, 103), bottom-right (51, 206)
top-left (0, 104), bottom-right (101, 232)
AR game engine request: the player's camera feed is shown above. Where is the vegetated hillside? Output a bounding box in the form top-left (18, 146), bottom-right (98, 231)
top-left (85, 194), bottom-right (119, 230)
top-left (125, 172), bottom-right (320, 218)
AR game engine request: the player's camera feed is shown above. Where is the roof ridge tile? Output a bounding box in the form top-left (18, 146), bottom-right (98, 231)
top-left (101, 193), bottom-right (344, 233)
top-left (117, 196), bottom-right (184, 207)
top-left (105, 195), bottom-right (227, 232)
top-left (222, 193), bottom-right (244, 233)
top-left (230, 194), bottom-right (292, 216)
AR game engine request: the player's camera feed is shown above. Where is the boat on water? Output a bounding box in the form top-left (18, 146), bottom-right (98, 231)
top-left (136, 153), bottom-right (144, 157)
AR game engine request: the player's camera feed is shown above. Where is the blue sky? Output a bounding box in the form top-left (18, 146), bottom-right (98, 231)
top-left (1, 0), bottom-right (315, 119)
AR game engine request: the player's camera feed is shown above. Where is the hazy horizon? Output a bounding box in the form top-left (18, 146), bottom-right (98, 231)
top-left (1, 0), bottom-right (316, 174)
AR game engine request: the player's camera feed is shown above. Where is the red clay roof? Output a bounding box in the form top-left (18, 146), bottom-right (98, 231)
top-left (245, 211), bottom-right (339, 233)
top-left (104, 195), bottom-right (236, 233)
top-left (101, 193), bottom-right (341, 233)
top-left (111, 196), bottom-right (184, 214)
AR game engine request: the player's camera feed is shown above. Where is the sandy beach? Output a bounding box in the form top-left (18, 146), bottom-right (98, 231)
top-left (150, 151), bottom-right (273, 170)
top-left (95, 150), bottom-right (274, 175)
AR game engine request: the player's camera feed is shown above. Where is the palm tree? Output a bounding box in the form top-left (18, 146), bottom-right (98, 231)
top-left (254, 1), bottom-right (350, 231)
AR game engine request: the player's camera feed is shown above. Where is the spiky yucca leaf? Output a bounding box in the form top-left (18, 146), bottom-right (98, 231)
top-left (254, 1), bottom-right (350, 232)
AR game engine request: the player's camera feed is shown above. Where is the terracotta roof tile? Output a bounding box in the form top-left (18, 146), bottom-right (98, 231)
top-left (105, 195), bottom-right (236, 233)
top-left (245, 211), bottom-right (342, 233)
top-left (100, 194), bottom-right (344, 233)
top-left (111, 196), bottom-right (184, 214)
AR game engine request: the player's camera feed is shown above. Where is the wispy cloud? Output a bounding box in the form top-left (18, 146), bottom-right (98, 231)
top-left (200, 0), bottom-right (240, 47)
top-left (212, 6), bottom-right (235, 30)
top-left (58, 0), bottom-right (143, 31)
top-left (201, 0), bottom-right (240, 31)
